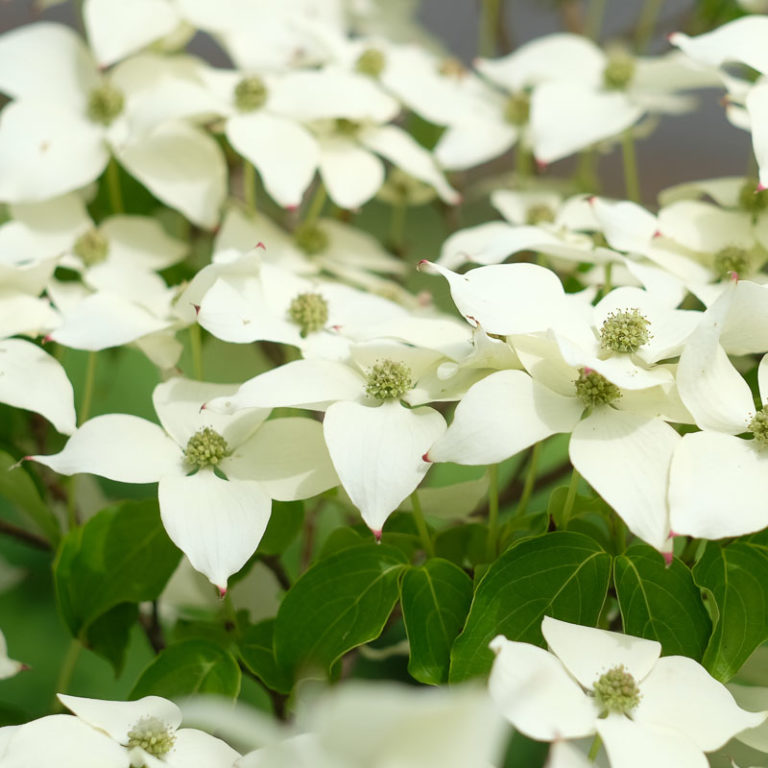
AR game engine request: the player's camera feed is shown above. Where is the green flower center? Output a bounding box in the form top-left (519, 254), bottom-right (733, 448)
top-left (234, 76), bottom-right (268, 112)
top-left (335, 118), bottom-right (362, 137)
top-left (73, 228), bottom-right (109, 267)
top-left (356, 48), bottom-right (386, 77)
top-left (600, 308), bottom-right (651, 354)
top-left (365, 359), bottom-right (413, 401)
top-left (504, 92), bottom-right (530, 126)
top-left (87, 83), bottom-right (124, 125)
top-left (439, 57), bottom-right (466, 77)
top-left (603, 51), bottom-right (636, 90)
top-left (749, 406), bottom-right (768, 449)
top-left (593, 665), bottom-right (641, 717)
top-left (526, 203), bottom-right (556, 225)
top-left (294, 222), bottom-right (329, 255)
top-left (288, 292), bottom-right (329, 337)
top-left (184, 427), bottom-right (229, 469)
top-left (126, 716), bottom-right (175, 758)
top-left (739, 180), bottom-right (768, 215)
top-left (575, 367), bottom-right (621, 408)
top-left (713, 246), bottom-right (752, 279)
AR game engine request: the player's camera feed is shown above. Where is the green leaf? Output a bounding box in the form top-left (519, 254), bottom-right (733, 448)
top-left (400, 558), bottom-right (473, 685)
top-left (53, 499), bottom-right (181, 671)
top-left (274, 544), bottom-right (408, 682)
top-left (435, 523), bottom-right (489, 568)
top-left (85, 603), bottom-right (139, 674)
top-left (449, 532), bottom-right (611, 682)
top-left (257, 500), bottom-right (304, 556)
top-left (693, 531), bottom-right (768, 681)
top-left (239, 619), bottom-right (291, 694)
top-left (131, 639), bottom-right (241, 699)
top-left (614, 544), bottom-right (711, 660)
top-left (0, 451), bottom-right (60, 545)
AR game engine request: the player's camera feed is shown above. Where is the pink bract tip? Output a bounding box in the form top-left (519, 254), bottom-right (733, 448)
top-left (535, 158), bottom-right (548, 171)
top-left (583, 366), bottom-right (594, 374)
top-left (372, 529), bottom-right (382, 543)
top-left (653, 229), bottom-right (662, 238)
top-left (729, 271), bottom-right (740, 283)
top-left (255, 241), bottom-right (266, 250)
top-left (330, 324), bottom-right (342, 332)
top-left (217, 586), bottom-right (227, 598)
top-left (192, 304), bottom-right (200, 316)
top-left (422, 452), bottom-right (432, 463)
top-left (199, 403), bottom-right (207, 413)
top-left (285, 204), bottom-right (298, 212)
top-left (19, 663), bottom-right (31, 672)
top-left (662, 551), bottom-right (674, 566)
top-left (42, 335), bottom-right (52, 344)
top-left (416, 259), bottom-right (430, 271)
top-left (587, 195), bottom-right (597, 204)
top-left (758, 183), bottom-right (767, 192)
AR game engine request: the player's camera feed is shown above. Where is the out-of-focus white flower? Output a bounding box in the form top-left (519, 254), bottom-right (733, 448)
top-left (489, 616), bottom-right (765, 768)
top-left (0, 629), bottom-right (24, 680)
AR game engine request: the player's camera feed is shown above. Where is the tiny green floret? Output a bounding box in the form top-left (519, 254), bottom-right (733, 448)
top-left (365, 359), bottom-right (413, 401)
top-left (335, 117), bottom-right (361, 137)
top-left (526, 203), bottom-right (556, 225)
top-left (749, 406), bottom-right (768, 449)
top-left (73, 228), bottom-right (109, 266)
top-left (593, 665), bottom-right (641, 717)
top-left (126, 716), bottom-right (175, 758)
top-left (600, 308), bottom-right (651, 354)
top-left (504, 92), bottom-right (530, 126)
top-left (603, 51), bottom-right (636, 90)
top-left (575, 367), bottom-right (621, 408)
top-left (739, 179), bottom-right (768, 215)
top-left (87, 83), bottom-right (124, 125)
top-left (713, 246), bottom-right (752, 279)
top-left (356, 48), bottom-right (386, 77)
top-left (184, 427), bottom-right (229, 469)
top-left (234, 76), bottom-right (268, 112)
top-left (294, 222), bottom-right (329, 255)
top-left (289, 292), bottom-right (329, 337)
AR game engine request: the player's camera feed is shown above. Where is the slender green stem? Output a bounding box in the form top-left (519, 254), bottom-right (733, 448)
top-left (635, 0), bottom-right (665, 52)
top-left (410, 491), bottom-right (434, 558)
top-left (389, 201), bottom-right (406, 253)
top-left (680, 536), bottom-right (700, 565)
top-left (52, 638), bottom-right (81, 708)
top-left (514, 443), bottom-right (541, 518)
top-left (106, 157), bottom-right (123, 213)
top-left (479, 0), bottom-right (501, 57)
top-left (586, 0), bottom-right (607, 40)
top-left (243, 161), bottom-right (257, 213)
top-left (516, 141), bottom-right (533, 179)
top-left (561, 468), bottom-right (581, 528)
top-left (603, 261), bottom-right (613, 295)
top-left (79, 351), bottom-right (97, 426)
top-left (621, 129), bottom-right (641, 203)
top-left (66, 476), bottom-right (79, 531)
top-left (486, 464), bottom-right (500, 560)
top-left (304, 183), bottom-right (327, 225)
top-left (587, 733), bottom-right (602, 762)
top-left (189, 323), bottom-right (204, 381)
top-left (576, 148), bottom-right (599, 193)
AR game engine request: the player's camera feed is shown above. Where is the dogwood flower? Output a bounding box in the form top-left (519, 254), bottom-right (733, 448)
top-left (489, 616), bottom-right (765, 768)
top-left (29, 377), bottom-right (338, 589)
top-left (0, 629), bottom-right (24, 679)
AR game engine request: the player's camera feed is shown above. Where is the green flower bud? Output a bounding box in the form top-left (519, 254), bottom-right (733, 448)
top-left (526, 203), bottom-right (556, 225)
top-left (87, 83), bottom-right (124, 125)
top-left (184, 427), bottom-right (229, 469)
top-left (600, 308), bottom-right (651, 354)
top-left (749, 406), bottom-right (768, 449)
top-left (288, 292), bottom-right (329, 337)
top-left (593, 665), bottom-right (641, 717)
top-left (575, 367), bottom-right (621, 408)
top-left (126, 716), bottom-right (175, 758)
top-left (234, 76), bottom-right (268, 112)
top-left (504, 92), bottom-right (530, 126)
top-left (739, 179), bottom-right (768, 215)
top-left (335, 118), bottom-right (361, 137)
top-left (365, 359), bottom-right (413, 401)
top-left (73, 228), bottom-right (109, 266)
top-left (356, 48), bottom-right (386, 77)
top-left (603, 51), bottom-right (636, 90)
top-left (294, 222), bottom-right (329, 255)
top-left (713, 246), bottom-right (752, 279)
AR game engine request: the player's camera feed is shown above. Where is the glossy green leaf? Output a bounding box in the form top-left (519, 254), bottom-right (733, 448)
top-left (614, 544), bottom-right (711, 659)
top-left (257, 500), bottom-right (304, 556)
top-left (400, 558), bottom-right (473, 685)
top-left (693, 531), bottom-right (768, 681)
top-left (449, 532), bottom-right (611, 682)
top-left (131, 639), bottom-right (241, 699)
top-left (274, 544), bottom-right (408, 682)
top-left (239, 619), bottom-right (291, 694)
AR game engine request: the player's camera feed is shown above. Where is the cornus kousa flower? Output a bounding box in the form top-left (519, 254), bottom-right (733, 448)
top-left (489, 616), bottom-right (765, 768)
top-left (0, 629), bottom-right (24, 679)
top-left (29, 378), bottom-right (338, 589)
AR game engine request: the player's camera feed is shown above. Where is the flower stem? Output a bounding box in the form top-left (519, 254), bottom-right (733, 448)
top-left (603, 261), bottom-right (613, 295)
top-left (486, 464), bottom-right (500, 559)
top-left (586, 0), bottom-right (607, 40)
top-left (243, 161), bottom-right (257, 213)
top-left (516, 141), bottom-right (533, 179)
top-left (635, 0), bottom-right (664, 52)
top-left (52, 638), bottom-right (81, 709)
top-left (479, 0), bottom-right (501, 57)
top-left (189, 323), bottom-right (204, 380)
top-left (79, 351), bottom-right (97, 426)
top-left (304, 183), bottom-right (327, 226)
top-left (561, 467), bottom-right (581, 527)
top-left (106, 156), bottom-right (124, 213)
top-left (410, 490), bottom-right (434, 558)
top-left (587, 733), bottom-right (602, 761)
top-left (621, 129), bottom-right (641, 203)
top-left (389, 201), bottom-right (406, 254)
top-left (514, 443), bottom-right (541, 518)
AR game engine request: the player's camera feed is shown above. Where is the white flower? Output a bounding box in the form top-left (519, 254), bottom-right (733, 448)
top-left (0, 629), bottom-right (24, 680)
top-left (489, 616), bottom-right (765, 768)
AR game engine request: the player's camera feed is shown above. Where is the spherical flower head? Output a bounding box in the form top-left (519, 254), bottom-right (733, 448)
top-left (126, 716), bottom-right (176, 758)
top-left (335, 118), bottom-right (362, 137)
top-left (592, 664), bottom-right (641, 717)
top-left (575, 367), bottom-right (621, 408)
top-left (87, 83), bottom-right (125, 125)
top-left (749, 406), bottom-right (768, 449)
top-left (235, 76), bottom-right (268, 112)
top-left (356, 48), bottom-right (386, 78)
top-left (504, 92), bottom-right (530, 126)
top-left (184, 427), bottom-right (229, 469)
top-left (603, 50), bottom-right (636, 90)
top-left (288, 292), bottom-right (329, 337)
top-left (294, 222), bottom-right (329, 255)
top-left (365, 359), bottom-right (414, 401)
top-left (439, 57), bottom-right (466, 77)
top-left (713, 246), bottom-right (752, 279)
top-left (526, 203), bottom-right (556, 225)
top-left (739, 179), bottom-right (768, 215)
top-left (73, 228), bottom-right (109, 266)
top-left (599, 308), bottom-right (651, 354)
